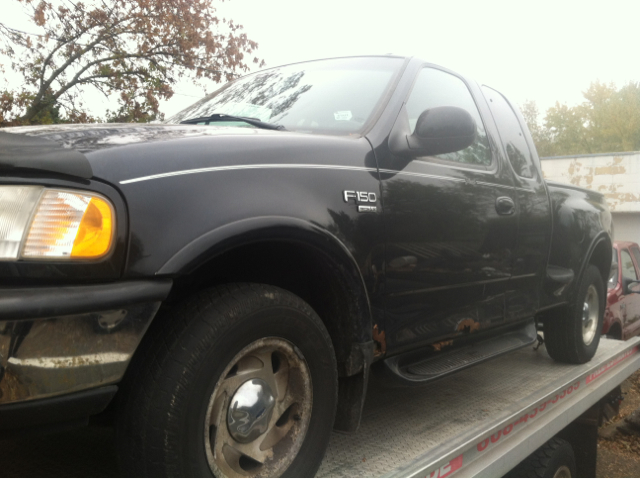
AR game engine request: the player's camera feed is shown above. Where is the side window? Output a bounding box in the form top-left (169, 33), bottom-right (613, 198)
top-left (621, 250), bottom-right (639, 280)
top-left (405, 68), bottom-right (492, 167)
top-left (482, 86), bottom-right (535, 179)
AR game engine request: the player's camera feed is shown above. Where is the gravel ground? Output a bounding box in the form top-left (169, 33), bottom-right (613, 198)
top-left (597, 369), bottom-right (640, 477)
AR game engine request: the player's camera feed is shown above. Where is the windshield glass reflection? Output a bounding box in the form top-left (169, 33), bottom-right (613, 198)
top-left (166, 57), bottom-right (404, 135)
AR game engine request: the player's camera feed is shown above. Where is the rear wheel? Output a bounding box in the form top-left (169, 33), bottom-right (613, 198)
top-left (505, 437), bottom-right (576, 477)
top-left (544, 265), bottom-right (604, 364)
top-left (116, 283), bottom-right (338, 477)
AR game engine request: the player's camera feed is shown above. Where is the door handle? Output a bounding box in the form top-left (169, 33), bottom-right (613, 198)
top-left (495, 196), bottom-right (515, 215)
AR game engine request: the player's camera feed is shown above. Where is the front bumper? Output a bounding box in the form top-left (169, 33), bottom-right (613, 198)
top-left (0, 280), bottom-right (171, 406)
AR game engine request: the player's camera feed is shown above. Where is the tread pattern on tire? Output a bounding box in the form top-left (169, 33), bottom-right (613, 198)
top-left (505, 437), bottom-right (576, 478)
top-left (115, 283), bottom-right (337, 477)
top-left (544, 265), bottom-right (604, 364)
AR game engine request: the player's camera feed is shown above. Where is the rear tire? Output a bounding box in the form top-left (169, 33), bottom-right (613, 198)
top-left (505, 437), bottom-right (576, 477)
top-left (116, 283), bottom-right (338, 477)
top-left (544, 265), bottom-right (604, 364)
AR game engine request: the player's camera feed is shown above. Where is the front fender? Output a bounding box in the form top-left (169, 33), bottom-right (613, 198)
top-left (157, 216), bottom-right (374, 344)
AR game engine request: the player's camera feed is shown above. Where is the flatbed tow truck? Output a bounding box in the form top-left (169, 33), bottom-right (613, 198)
top-left (0, 57), bottom-right (621, 478)
top-left (1, 337), bottom-right (638, 477)
top-left (315, 337), bottom-right (640, 477)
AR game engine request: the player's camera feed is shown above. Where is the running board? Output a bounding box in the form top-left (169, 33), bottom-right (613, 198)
top-left (376, 321), bottom-right (537, 386)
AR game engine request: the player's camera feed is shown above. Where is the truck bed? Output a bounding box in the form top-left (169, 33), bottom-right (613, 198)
top-left (318, 337), bottom-right (640, 477)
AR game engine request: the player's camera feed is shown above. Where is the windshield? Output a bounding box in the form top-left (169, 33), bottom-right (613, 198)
top-left (166, 57), bottom-right (404, 135)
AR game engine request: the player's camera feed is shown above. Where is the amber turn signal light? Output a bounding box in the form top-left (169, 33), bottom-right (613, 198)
top-left (71, 196), bottom-right (114, 258)
top-left (22, 189), bottom-right (115, 260)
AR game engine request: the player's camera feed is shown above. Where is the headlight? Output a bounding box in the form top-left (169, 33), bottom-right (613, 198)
top-left (0, 186), bottom-right (115, 260)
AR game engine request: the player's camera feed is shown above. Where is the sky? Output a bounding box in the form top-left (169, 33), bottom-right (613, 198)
top-left (3, 0), bottom-right (640, 120)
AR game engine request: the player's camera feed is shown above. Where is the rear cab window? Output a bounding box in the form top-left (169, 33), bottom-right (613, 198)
top-left (481, 86), bottom-right (536, 179)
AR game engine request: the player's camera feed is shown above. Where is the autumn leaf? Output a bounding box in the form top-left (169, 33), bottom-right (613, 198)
top-left (0, 0), bottom-right (263, 125)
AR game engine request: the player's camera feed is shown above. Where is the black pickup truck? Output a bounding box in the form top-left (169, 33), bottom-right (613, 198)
top-left (0, 56), bottom-right (612, 477)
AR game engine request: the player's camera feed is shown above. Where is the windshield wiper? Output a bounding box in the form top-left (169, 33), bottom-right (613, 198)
top-left (180, 113), bottom-right (286, 131)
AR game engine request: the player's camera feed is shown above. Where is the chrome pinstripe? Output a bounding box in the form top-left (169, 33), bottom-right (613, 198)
top-left (120, 164), bottom-right (378, 185)
top-left (120, 164), bottom-right (534, 192)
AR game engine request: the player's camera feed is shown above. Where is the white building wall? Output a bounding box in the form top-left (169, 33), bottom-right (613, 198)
top-left (541, 152), bottom-right (640, 213)
top-left (541, 152), bottom-right (640, 244)
top-left (611, 213), bottom-right (640, 244)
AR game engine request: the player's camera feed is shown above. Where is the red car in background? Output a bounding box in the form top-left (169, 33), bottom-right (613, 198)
top-left (604, 241), bottom-right (640, 340)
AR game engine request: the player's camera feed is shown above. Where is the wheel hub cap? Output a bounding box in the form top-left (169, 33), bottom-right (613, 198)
top-left (582, 285), bottom-right (599, 346)
top-left (227, 379), bottom-right (276, 443)
top-left (205, 338), bottom-right (313, 477)
top-left (582, 302), bottom-right (590, 323)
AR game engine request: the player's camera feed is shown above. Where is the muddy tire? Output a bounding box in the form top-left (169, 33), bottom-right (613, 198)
top-left (116, 283), bottom-right (338, 477)
top-left (544, 265), bottom-right (604, 364)
top-left (505, 437), bottom-right (575, 477)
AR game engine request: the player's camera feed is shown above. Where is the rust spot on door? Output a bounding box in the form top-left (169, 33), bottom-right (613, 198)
top-left (457, 318), bottom-right (481, 333)
top-left (431, 340), bottom-right (454, 352)
top-left (372, 324), bottom-right (386, 357)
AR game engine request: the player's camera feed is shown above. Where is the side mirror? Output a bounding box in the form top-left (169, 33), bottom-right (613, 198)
top-left (389, 106), bottom-right (476, 159)
top-left (623, 277), bottom-right (640, 295)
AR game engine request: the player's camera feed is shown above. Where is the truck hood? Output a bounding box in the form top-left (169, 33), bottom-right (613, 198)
top-left (0, 123), bottom-right (282, 179)
top-left (1, 123), bottom-right (274, 153)
top-left (0, 123), bottom-right (369, 185)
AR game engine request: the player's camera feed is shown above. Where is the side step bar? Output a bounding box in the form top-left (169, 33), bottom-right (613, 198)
top-left (377, 321), bottom-right (537, 386)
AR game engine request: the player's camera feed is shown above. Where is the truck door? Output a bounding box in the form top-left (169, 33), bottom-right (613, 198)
top-left (379, 67), bottom-right (518, 353)
top-left (481, 86), bottom-right (552, 323)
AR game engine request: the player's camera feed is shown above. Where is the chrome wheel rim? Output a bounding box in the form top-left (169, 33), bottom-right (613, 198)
top-left (204, 338), bottom-right (312, 478)
top-left (582, 285), bottom-right (599, 346)
top-left (554, 465), bottom-right (572, 477)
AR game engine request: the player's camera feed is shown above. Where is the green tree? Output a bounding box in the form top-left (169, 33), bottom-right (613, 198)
top-left (520, 100), bottom-right (554, 157)
top-left (522, 82), bottom-right (640, 157)
top-left (0, 0), bottom-right (263, 126)
top-left (543, 101), bottom-right (592, 155)
top-left (583, 81), bottom-right (640, 152)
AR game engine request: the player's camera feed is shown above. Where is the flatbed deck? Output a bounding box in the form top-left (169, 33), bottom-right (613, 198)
top-left (1, 338), bottom-right (638, 477)
top-left (318, 337), bottom-right (640, 477)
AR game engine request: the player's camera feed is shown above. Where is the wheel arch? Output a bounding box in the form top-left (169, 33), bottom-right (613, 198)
top-left (157, 216), bottom-right (374, 373)
top-left (586, 233), bottom-right (613, 290)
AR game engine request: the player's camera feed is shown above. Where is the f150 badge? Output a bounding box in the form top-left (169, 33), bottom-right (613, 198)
top-left (343, 190), bottom-right (378, 213)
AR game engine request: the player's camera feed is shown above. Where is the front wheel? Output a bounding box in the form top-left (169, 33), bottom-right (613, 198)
top-left (544, 265), bottom-right (605, 364)
top-left (116, 284), bottom-right (338, 477)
